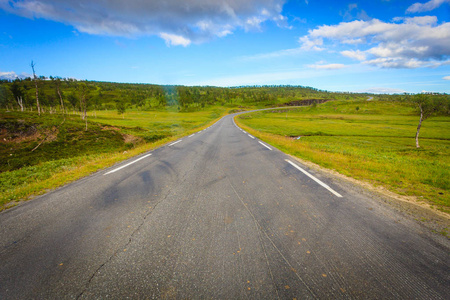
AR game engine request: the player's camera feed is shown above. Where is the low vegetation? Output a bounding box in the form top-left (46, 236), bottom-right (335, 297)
top-left (236, 99), bottom-right (450, 212)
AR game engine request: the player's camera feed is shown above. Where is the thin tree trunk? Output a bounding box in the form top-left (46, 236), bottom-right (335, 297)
top-left (57, 84), bottom-right (64, 115)
top-left (84, 107), bottom-right (87, 131)
top-left (17, 96), bottom-right (24, 111)
top-left (415, 106), bottom-right (423, 148)
top-left (80, 97), bottom-right (84, 120)
top-left (31, 61), bottom-right (41, 116)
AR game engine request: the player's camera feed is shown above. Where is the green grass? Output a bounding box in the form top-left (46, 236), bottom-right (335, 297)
top-left (237, 100), bottom-right (450, 212)
top-left (0, 107), bottom-right (227, 210)
top-left (89, 107), bottom-right (225, 139)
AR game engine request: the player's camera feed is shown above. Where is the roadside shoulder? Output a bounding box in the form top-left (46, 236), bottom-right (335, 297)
top-left (288, 154), bottom-right (450, 239)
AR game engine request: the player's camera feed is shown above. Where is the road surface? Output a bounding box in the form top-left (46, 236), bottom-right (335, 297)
top-left (1, 113), bottom-right (449, 299)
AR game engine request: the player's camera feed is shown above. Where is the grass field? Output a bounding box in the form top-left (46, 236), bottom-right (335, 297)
top-left (236, 100), bottom-right (450, 212)
top-left (90, 107), bottom-right (225, 139)
top-left (0, 107), bottom-right (227, 210)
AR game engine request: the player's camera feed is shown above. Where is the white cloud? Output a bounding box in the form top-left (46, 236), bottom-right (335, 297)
top-left (406, 0), bottom-right (450, 14)
top-left (307, 63), bottom-right (346, 70)
top-left (240, 47), bottom-right (303, 60)
top-left (0, 71), bottom-right (19, 80)
top-left (340, 3), bottom-right (371, 22)
top-left (299, 36), bottom-right (324, 51)
top-left (245, 16), bottom-right (265, 31)
top-left (443, 76), bottom-right (450, 80)
top-left (160, 33), bottom-right (191, 47)
top-left (272, 14), bottom-right (292, 29)
top-left (0, 71), bottom-right (31, 80)
top-left (341, 50), bottom-right (366, 61)
top-left (341, 38), bottom-right (364, 45)
top-left (0, 0), bottom-right (286, 45)
top-left (299, 16), bottom-right (450, 69)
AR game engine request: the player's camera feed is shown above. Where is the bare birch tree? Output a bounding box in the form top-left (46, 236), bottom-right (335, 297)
top-left (409, 94), bottom-right (449, 148)
top-left (54, 77), bottom-right (65, 117)
top-left (16, 96), bottom-right (24, 111)
top-left (30, 61), bottom-right (41, 115)
top-left (78, 82), bottom-right (88, 131)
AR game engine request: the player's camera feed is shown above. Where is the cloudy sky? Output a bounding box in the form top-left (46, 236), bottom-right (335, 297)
top-left (0, 0), bottom-right (449, 93)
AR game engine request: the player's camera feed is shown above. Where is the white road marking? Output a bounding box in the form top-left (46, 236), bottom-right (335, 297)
top-left (259, 141), bottom-right (272, 151)
top-left (104, 154), bottom-right (152, 175)
top-left (169, 140), bottom-right (182, 146)
top-left (285, 159), bottom-right (343, 198)
top-left (248, 134), bottom-right (255, 139)
top-left (188, 134), bottom-right (195, 137)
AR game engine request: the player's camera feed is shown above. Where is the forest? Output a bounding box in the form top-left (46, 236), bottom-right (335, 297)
top-left (0, 76), bottom-right (373, 113)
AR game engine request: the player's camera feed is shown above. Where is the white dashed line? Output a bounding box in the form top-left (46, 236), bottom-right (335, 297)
top-left (104, 154), bottom-right (152, 175)
top-left (248, 134), bottom-right (255, 139)
top-left (188, 134), bottom-right (195, 137)
top-left (258, 141), bottom-right (272, 151)
top-left (169, 140), bottom-right (182, 146)
top-left (285, 159), bottom-right (343, 198)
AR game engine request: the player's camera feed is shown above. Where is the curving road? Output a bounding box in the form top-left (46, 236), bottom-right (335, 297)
top-left (0, 113), bottom-right (449, 299)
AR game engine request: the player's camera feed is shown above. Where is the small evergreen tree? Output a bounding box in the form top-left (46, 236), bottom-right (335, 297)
top-left (116, 101), bottom-right (126, 118)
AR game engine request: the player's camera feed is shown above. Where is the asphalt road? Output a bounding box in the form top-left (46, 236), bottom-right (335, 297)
top-left (1, 113), bottom-right (449, 299)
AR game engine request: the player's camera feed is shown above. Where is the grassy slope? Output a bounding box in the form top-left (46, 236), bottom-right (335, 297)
top-left (236, 100), bottom-right (450, 212)
top-left (0, 107), bottom-right (227, 210)
top-left (90, 107), bottom-right (224, 140)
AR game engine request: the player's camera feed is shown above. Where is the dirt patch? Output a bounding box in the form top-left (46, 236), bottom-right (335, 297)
top-left (1, 125), bottom-right (39, 143)
top-left (0, 123), bottom-right (59, 144)
top-left (0, 128), bottom-right (9, 141)
top-left (101, 125), bottom-right (122, 132)
top-left (288, 154), bottom-right (450, 237)
top-left (123, 134), bottom-right (144, 145)
top-left (40, 126), bottom-right (59, 143)
top-left (101, 125), bottom-right (144, 146)
top-left (289, 136), bottom-right (302, 140)
top-left (46, 127), bottom-right (58, 143)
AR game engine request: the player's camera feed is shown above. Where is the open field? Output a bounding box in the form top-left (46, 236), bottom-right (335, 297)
top-left (90, 107), bottom-right (225, 139)
top-left (0, 107), bottom-right (227, 210)
top-left (236, 100), bottom-right (450, 213)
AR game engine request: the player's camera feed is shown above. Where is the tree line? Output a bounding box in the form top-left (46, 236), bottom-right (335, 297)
top-left (1, 75), bottom-right (371, 114)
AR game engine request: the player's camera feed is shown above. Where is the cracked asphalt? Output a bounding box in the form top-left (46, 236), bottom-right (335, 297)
top-left (0, 114), bottom-right (449, 299)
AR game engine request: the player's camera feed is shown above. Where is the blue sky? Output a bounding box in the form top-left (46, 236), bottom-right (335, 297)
top-left (0, 0), bottom-right (449, 93)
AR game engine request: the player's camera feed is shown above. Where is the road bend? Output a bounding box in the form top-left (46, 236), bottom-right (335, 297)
top-left (0, 114), bottom-right (449, 299)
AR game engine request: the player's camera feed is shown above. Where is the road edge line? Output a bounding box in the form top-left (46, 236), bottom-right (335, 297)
top-left (285, 159), bottom-right (343, 198)
top-left (104, 154), bottom-right (152, 175)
